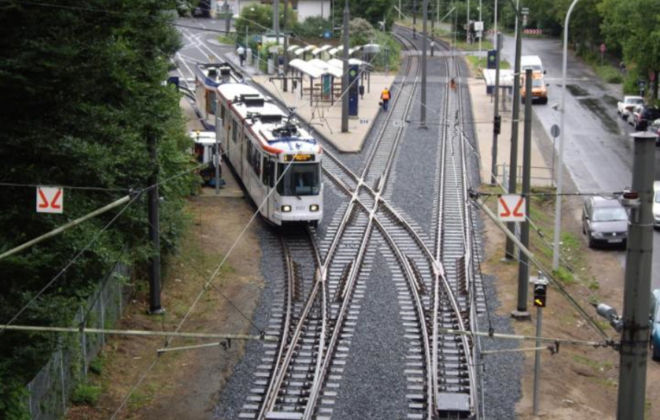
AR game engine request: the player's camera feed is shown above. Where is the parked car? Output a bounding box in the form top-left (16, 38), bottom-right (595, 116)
top-left (651, 289), bottom-right (660, 360)
top-left (629, 104), bottom-right (660, 130)
top-left (582, 196), bottom-right (628, 248)
top-left (648, 118), bottom-right (660, 142)
top-left (654, 181), bottom-right (660, 228)
top-left (617, 95), bottom-right (644, 121)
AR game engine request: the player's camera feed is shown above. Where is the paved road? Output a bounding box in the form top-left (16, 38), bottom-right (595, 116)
top-left (499, 35), bottom-right (660, 291)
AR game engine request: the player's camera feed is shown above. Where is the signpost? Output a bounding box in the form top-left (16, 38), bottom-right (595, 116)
top-left (531, 272), bottom-right (549, 416)
top-left (36, 186), bottom-right (63, 214)
top-left (550, 124), bottom-right (560, 186)
top-left (497, 194), bottom-right (526, 222)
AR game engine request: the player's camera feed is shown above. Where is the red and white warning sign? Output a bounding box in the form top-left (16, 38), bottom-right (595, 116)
top-left (497, 194), bottom-right (525, 222)
top-left (36, 186), bottom-right (63, 214)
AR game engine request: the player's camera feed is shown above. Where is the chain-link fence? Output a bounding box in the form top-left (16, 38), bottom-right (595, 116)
top-left (25, 261), bottom-right (129, 420)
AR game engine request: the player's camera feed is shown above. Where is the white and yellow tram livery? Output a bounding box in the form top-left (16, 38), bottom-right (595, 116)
top-left (214, 82), bottom-right (323, 226)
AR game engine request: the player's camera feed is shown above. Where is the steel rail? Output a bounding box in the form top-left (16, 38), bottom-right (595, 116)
top-left (304, 30), bottom-right (432, 418)
top-left (258, 228), bottom-right (322, 419)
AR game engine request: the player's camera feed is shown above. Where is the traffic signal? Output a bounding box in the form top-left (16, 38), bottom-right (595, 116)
top-left (494, 115), bottom-right (501, 135)
top-left (533, 284), bottom-right (547, 307)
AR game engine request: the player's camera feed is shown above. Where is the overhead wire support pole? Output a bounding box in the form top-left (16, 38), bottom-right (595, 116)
top-left (420, 0), bottom-right (428, 128)
top-left (553, 0), bottom-right (580, 270)
top-left (0, 194), bottom-right (132, 261)
top-left (341, 0), bottom-right (349, 133)
top-left (617, 132), bottom-right (656, 420)
top-left (513, 68), bottom-right (533, 319)
top-left (282, 0), bottom-right (289, 92)
top-left (412, 0), bottom-right (417, 39)
top-left (147, 131), bottom-right (164, 315)
top-left (490, 31), bottom-right (502, 185)
top-left (504, 0), bottom-right (522, 261)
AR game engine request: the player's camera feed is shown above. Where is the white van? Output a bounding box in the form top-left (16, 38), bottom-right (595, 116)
top-left (521, 55), bottom-right (545, 74)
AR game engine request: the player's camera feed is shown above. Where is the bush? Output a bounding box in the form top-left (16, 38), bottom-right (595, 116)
top-left (294, 16), bottom-right (332, 39)
top-left (595, 65), bottom-right (623, 84)
top-left (71, 383), bottom-right (102, 406)
top-left (349, 18), bottom-right (375, 47)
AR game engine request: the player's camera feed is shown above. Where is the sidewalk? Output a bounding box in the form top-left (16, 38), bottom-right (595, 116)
top-left (226, 52), bottom-right (395, 153)
top-left (467, 76), bottom-right (552, 188)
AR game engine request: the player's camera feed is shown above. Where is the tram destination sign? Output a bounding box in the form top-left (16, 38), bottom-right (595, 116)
top-left (284, 153), bottom-right (314, 162)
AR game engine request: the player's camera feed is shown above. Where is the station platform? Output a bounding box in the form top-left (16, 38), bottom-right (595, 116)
top-left (225, 52), bottom-right (395, 153)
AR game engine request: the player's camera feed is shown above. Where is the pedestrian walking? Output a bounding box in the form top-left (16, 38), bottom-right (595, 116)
top-left (237, 45), bottom-right (246, 67)
top-left (380, 87), bottom-right (391, 111)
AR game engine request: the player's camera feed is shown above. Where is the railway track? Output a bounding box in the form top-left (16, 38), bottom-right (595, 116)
top-left (238, 25), bottom-right (484, 420)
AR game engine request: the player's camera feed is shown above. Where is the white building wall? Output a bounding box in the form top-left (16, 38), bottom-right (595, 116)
top-left (228, 0), bottom-right (331, 21)
top-left (296, 0), bottom-right (331, 21)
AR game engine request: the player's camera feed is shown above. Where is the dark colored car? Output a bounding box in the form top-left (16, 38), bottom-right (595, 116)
top-left (649, 118), bottom-right (660, 144)
top-left (652, 289), bottom-right (660, 360)
top-left (581, 196), bottom-right (628, 248)
top-left (629, 105), bottom-right (660, 131)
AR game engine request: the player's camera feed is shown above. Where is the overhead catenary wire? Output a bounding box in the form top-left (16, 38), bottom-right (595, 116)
top-left (110, 156), bottom-right (302, 419)
top-left (473, 196), bottom-right (610, 340)
top-left (0, 192), bottom-right (143, 333)
top-left (0, 181), bottom-right (131, 192)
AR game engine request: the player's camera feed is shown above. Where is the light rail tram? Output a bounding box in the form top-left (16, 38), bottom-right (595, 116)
top-left (194, 63), bottom-right (323, 226)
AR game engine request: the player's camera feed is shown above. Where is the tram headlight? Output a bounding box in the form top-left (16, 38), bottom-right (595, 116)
top-left (309, 204), bottom-right (319, 212)
top-left (281, 205), bottom-right (292, 213)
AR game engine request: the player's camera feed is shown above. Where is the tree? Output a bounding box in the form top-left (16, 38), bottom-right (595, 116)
top-left (0, 0), bottom-right (194, 414)
top-left (598, 0), bottom-right (660, 99)
top-left (235, 3), bottom-right (297, 44)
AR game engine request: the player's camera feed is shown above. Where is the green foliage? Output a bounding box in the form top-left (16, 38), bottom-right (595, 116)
top-left (293, 16), bottom-right (333, 39)
top-left (235, 3), bottom-right (297, 47)
top-left (0, 0), bottom-right (194, 416)
top-left (553, 266), bottom-right (576, 285)
top-left (0, 375), bottom-right (29, 420)
top-left (370, 31), bottom-right (401, 72)
top-left (594, 65), bottom-right (623, 84)
top-left (349, 18), bottom-right (376, 47)
top-left (71, 383), bottom-right (102, 406)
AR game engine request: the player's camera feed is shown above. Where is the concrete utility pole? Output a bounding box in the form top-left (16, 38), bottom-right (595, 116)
top-left (282, 0), bottom-right (289, 91)
top-left (490, 31), bottom-right (502, 185)
top-left (147, 131), bottom-right (163, 315)
top-left (222, 0), bottom-right (230, 34)
top-left (412, 0), bottom-right (417, 39)
top-left (274, 0), bottom-right (280, 46)
top-left (505, 0), bottom-right (522, 261)
top-left (466, 0), bottom-right (470, 43)
top-left (513, 68), bottom-right (533, 319)
top-left (341, 0), bottom-right (349, 132)
top-left (420, 0), bottom-right (428, 127)
top-left (617, 132), bottom-right (656, 420)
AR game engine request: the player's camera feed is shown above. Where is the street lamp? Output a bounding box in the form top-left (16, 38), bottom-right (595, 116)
top-left (552, 0), bottom-right (580, 270)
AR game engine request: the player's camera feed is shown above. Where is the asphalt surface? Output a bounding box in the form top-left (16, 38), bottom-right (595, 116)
top-left (500, 35), bottom-right (660, 291)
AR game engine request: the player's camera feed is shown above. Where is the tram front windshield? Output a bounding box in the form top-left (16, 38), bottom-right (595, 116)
top-left (277, 163), bottom-right (320, 196)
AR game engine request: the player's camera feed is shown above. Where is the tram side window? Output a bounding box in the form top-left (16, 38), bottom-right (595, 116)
top-left (220, 104), bottom-right (225, 120)
top-left (262, 158), bottom-right (275, 187)
top-left (206, 91), bottom-right (216, 115)
top-left (247, 141), bottom-right (261, 177)
top-left (231, 120), bottom-right (237, 143)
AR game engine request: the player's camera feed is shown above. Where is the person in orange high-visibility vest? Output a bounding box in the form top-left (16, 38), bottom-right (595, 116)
top-left (380, 87), bottom-right (391, 111)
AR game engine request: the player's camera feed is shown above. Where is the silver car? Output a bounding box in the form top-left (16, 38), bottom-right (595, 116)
top-left (582, 196), bottom-right (628, 248)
